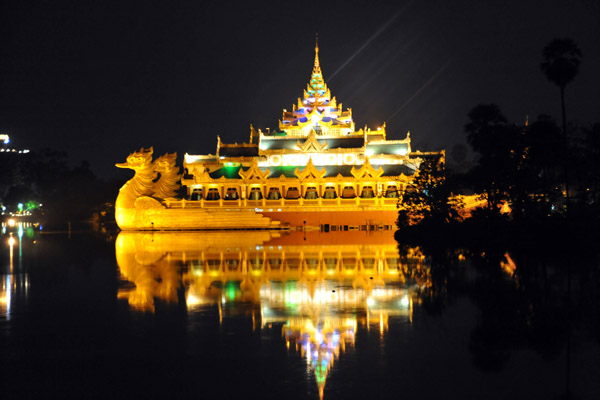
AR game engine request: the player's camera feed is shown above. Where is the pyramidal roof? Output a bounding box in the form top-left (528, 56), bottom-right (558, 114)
top-left (306, 42), bottom-right (327, 100)
top-left (278, 40), bottom-right (354, 135)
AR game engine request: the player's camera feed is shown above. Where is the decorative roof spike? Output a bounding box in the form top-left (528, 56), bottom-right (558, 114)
top-left (308, 36), bottom-right (327, 97)
top-left (314, 33), bottom-right (320, 69)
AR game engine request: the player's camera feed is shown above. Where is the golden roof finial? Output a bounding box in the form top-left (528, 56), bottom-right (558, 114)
top-left (308, 34), bottom-right (325, 99)
top-left (314, 33), bottom-right (320, 71)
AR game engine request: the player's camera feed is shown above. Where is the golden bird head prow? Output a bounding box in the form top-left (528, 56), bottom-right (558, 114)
top-left (116, 147), bottom-right (154, 170)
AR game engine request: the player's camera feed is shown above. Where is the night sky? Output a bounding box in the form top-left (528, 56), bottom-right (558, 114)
top-left (1, 0), bottom-right (598, 179)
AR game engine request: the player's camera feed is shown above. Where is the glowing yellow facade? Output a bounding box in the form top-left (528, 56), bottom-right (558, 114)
top-left (115, 43), bottom-right (442, 230)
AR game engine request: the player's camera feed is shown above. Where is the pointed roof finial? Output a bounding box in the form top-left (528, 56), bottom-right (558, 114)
top-left (314, 33), bottom-right (320, 70)
top-left (304, 35), bottom-right (329, 106)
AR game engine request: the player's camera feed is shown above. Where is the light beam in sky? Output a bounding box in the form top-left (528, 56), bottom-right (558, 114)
top-left (327, 2), bottom-right (413, 82)
top-left (386, 60), bottom-right (451, 123)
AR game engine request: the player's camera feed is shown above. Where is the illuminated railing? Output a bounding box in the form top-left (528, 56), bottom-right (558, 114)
top-left (164, 196), bottom-right (399, 210)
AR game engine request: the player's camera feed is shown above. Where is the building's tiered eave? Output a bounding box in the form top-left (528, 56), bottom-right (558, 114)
top-left (179, 40), bottom-right (429, 221)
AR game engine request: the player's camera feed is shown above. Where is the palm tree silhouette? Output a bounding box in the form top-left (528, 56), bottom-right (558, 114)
top-left (540, 38), bottom-right (582, 212)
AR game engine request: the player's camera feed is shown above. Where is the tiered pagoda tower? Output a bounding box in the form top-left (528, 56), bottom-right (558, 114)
top-left (180, 42), bottom-right (441, 228)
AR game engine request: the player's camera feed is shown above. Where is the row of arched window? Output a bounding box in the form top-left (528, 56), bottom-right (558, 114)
top-left (189, 185), bottom-right (399, 201)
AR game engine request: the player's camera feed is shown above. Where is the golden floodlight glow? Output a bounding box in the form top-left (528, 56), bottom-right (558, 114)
top-left (113, 43), bottom-right (445, 231)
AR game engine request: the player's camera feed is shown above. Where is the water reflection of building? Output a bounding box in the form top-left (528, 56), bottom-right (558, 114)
top-left (115, 230), bottom-right (430, 397)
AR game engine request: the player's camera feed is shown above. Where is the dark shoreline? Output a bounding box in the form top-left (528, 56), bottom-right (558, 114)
top-left (395, 216), bottom-right (600, 256)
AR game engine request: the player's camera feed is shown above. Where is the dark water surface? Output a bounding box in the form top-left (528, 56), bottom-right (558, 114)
top-left (1, 226), bottom-right (599, 399)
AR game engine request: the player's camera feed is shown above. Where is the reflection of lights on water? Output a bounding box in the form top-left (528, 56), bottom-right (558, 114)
top-left (400, 295), bottom-right (410, 307)
top-left (332, 332), bottom-right (340, 343)
top-left (186, 294), bottom-right (202, 308)
top-left (366, 297), bottom-right (375, 307)
top-left (8, 219), bottom-right (15, 227)
top-left (8, 236), bottom-right (15, 246)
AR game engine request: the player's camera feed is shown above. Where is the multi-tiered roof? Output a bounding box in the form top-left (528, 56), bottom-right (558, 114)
top-left (184, 41), bottom-right (420, 179)
top-left (278, 42), bottom-right (354, 137)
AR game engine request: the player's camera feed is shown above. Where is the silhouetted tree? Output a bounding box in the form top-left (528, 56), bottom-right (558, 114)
top-left (540, 38), bottom-right (582, 211)
top-left (540, 38), bottom-right (582, 133)
top-left (465, 104), bottom-right (520, 214)
top-left (398, 153), bottom-right (461, 226)
top-left (572, 122), bottom-right (600, 217)
top-left (511, 115), bottom-right (564, 217)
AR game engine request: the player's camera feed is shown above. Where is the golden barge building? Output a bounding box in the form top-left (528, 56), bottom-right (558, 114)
top-left (180, 43), bottom-right (426, 228)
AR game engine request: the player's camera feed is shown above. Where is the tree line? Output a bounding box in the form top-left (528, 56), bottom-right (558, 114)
top-left (0, 148), bottom-right (119, 229)
top-left (398, 38), bottom-right (599, 234)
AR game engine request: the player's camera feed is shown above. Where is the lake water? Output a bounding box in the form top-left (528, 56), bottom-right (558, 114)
top-left (1, 225), bottom-right (599, 399)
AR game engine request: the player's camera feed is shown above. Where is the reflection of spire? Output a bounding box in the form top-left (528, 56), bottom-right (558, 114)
top-left (283, 317), bottom-right (355, 400)
top-left (115, 231), bottom-right (430, 397)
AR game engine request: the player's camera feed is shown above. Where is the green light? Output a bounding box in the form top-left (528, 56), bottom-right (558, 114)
top-left (314, 362), bottom-right (327, 385)
top-left (224, 281), bottom-right (240, 301)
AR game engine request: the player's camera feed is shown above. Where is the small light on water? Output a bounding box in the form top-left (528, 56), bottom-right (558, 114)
top-left (400, 295), bottom-right (410, 307)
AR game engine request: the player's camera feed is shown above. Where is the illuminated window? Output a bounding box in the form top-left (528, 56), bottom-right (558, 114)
top-left (268, 257), bottom-right (282, 269)
top-left (225, 258), bottom-right (239, 271)
top-left (305, 257), bottom-right (319, 269)
top-left (249, 187), bottom-right (263, 200)
top-left (190, 188), bottom-right (203, 200)
top-left (323, 186), bottom-right (337, 199)
top-left (324, 257), bottom-right (337, 269)
top-left (285, 187), bottom-right (300, 199)
top-left (286, 257), bottom-right (301, 269)
top-left (206, 188), bottom-right (220, 201)
top-left (341, 186), bottom-right (356, 199)
top-left (386, 257), bottom-right (400, 270)
top-left (249, 257), bottom-right (263, 270)
top-left (360, 186), bottom-right (375, 198)
top-left (342, 257), bottom-right (356, 270)
top-left (362, 257), bottom-right (376, 269)
top-left (385, 186), bottom-right (398, 198)
top-left (225, 187), bottom-right (239, 200)
top-left (206, 259), bottom-right (220, 271)
top-left (267, 187), bottom-right (282, 200)
top-left (304, 187), bottom-right (318, 199)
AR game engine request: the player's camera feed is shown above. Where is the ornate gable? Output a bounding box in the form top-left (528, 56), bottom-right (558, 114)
top-left (191, 166), bottom-right (213, 183)
top-left (295, 158), bottom-right (326, 180)
top-left (351, 157), bottom-right (384, 179)
top-left (238, 159), bottom-right (270, 181)
top-left (296, 130), bottom-right (327, 153)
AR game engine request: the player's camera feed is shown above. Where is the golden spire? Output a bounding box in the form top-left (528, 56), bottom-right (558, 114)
top-left (308, 34), bottom-right (326, 100)
top-left (314, 33), bottom-right (320, 71)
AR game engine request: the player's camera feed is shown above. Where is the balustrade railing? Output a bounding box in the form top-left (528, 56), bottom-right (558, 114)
top-left (165, 196), bottom-right (398, 209)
